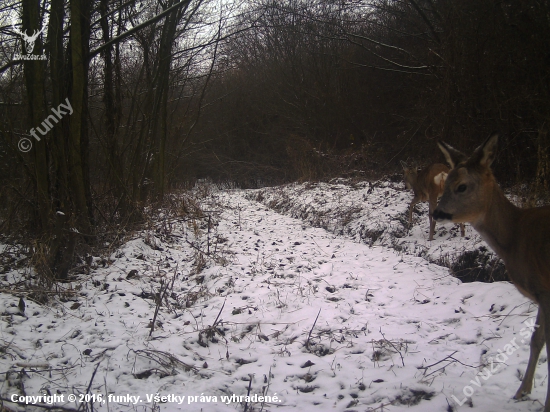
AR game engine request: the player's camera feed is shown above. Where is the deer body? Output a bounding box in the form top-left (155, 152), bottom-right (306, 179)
top-left (401, 162), bottom-right (451, 241)
top-left (434, 135), bottom-right (550, 410)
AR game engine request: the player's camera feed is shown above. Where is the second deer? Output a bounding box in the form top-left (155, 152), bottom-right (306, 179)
top-left (434, 134), bottom-right (550, 411)
top-left (401, 161), bottom-right (464, 241)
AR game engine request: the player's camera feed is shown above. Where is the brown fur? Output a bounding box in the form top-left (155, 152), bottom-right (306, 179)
top-left (435, 135), bottom-right (550, 410)
top-left (401, 161), bottom-right (464, 241)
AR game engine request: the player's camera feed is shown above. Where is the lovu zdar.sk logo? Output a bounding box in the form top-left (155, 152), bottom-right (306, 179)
top-left (13, 20), bottom-right (47, 61)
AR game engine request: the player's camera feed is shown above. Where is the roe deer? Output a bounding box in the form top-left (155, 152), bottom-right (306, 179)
top-left (401, 161), bottom-right (464, 241)
top-left (434, 134), bottom-right (550, 411)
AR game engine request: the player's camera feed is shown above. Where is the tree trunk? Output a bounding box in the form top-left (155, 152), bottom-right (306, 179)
top-left (22, 0), bottom-right (51, 231)
top-left (100, 0), bottom-right (127, 217)
top-left (48, 0), bottom-right (69, 213)
top-left (68, 0), bottom-right (92, 234)
top-left (47, 0), bottom-right (75, 280)
top-left (152, 0), bottom-right (187, 200)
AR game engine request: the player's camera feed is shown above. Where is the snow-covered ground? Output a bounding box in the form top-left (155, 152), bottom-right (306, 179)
top-left (0, 181), bottom-right (545, 412)
top-left (245, 178), bottom-right (506, 283)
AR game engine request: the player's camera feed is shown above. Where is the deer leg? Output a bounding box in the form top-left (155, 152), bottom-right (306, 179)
top-left (542, 302), bottom-right (550, 412)
top-left (409, 197), bottom-right (419, 226)
top-left (408, 197), bottom-right (420, 227)
top-left (428, 216), bottom-right (436, 241)
top-left (428, 197), bottom-right (437, 241)
top-left (459, 223), bottom-right (465, 237)
top-left (514, 308), bottom-right (545, 400)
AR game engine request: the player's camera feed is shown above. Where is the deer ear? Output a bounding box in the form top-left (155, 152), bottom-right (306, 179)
top-left (400, 160), bottom-right (408, 171)
top-left (437, 141), bottom-right (465, 169)
top-left (473, 133), bottom-right (498, 167)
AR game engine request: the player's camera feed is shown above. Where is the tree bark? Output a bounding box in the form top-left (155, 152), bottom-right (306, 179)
top-left (69, 0), bottom-right (92, 234)
top-left (22, 0), bottom-right (51, 231)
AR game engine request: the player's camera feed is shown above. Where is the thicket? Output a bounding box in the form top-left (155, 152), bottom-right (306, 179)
top-left (0, 0), bottom-right (549, 281)
top-left (192, 0), bottom-right (550, 189)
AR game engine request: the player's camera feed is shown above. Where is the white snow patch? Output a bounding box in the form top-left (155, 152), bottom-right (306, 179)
top-left (0, 183), bottom-right (543, 411)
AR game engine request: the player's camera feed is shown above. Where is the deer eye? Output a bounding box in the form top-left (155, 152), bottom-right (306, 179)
top-left (457, 184), bottom-right (467, 193)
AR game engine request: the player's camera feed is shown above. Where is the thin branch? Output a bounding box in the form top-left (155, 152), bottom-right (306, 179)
top-left (89, 0), bottom-right (192, 59)
top-left (418, 350), bottom-right (458, 374)
top-left (407, 0), bottom-right (441, 44)
top-left (306, 308), bottom-right (321, 350)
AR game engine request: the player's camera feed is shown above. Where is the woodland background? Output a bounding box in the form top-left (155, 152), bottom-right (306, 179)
top-left (0, 0), bottom-right (549, 280)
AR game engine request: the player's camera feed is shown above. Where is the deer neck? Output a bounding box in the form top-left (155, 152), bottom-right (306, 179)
top-left (472, 181), bottom-right (520, 259)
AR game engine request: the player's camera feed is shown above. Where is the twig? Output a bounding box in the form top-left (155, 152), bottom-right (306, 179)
top-left (82, 361), bottom-right (101, 412)
top-left (207, 215), bottom-right (211, 255)
top-left (418, 351), bottom-right (458, 374)
top-left (366, 401), bottom-right (393, 411)
top-left (260, 366), bottom-right (272, 412)
top-left (0, 396), bottom-right (78, 411)
top-left (498, 301), bottom-right (534, 326)
top-left (418, 350), bottom-right (477, 378)
top-left (379, 328), bottom-right (405, 367)
top-left (243, 374), bottom-right (254, 412)
top-left (212, 299), bottom-right (226, 326)
top-left (149, 264), bottom-right (178, 337)
top-left (306, 309), bottom-right (321, 351)
top-left (130, 349), bottom-right (197, 372)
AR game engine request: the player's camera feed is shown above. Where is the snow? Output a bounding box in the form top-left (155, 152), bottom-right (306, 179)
top-left (245, 179), bottom-right (507, 283)
top-left (0, 180), bottom-right (545, 411)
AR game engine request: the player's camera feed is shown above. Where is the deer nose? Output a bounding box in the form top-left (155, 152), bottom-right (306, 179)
top-left (433, 209), bottom-right (453, 222)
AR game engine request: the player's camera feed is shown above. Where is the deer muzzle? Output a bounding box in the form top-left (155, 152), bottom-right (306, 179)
top-left (433, 209), bottom-right (453, 222)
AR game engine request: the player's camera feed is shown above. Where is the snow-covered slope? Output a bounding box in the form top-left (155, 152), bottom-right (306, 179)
top-left (245, 178), bottom-right (507, 283)
top-left (0, 185), bottom-right (543, 412)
